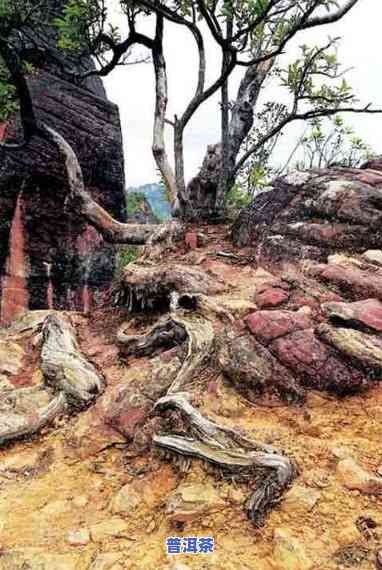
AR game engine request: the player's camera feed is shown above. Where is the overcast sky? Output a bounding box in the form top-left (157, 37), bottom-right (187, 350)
top-left (103, 0), bottom-right (382, 187)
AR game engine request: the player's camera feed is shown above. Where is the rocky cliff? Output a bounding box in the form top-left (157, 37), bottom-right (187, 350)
top-left (0, 7), bottom-right (125, 325)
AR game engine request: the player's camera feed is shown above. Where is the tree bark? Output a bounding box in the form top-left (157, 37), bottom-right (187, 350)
top-left (181, 58), bottom-right (273, 220)
top-left (151, 16), bottom-right (179, 206)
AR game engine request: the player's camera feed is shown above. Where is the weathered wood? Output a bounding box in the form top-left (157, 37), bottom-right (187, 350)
top-left (154, 393), bottom-right (296, 525)
top-left (118, 319), bottom-right (187, 358)
top-left (0, 388), bottom-right (66, 446)
top-left (42, 124), bottom-right (168, 245)
top-left (115, 263), bottom-right (225, 312)
top-left (41, 313), bottom-right (105, 408)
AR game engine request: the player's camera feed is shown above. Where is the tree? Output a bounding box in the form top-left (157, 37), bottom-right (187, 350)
top-left (113, 0), bottom-right (381, 219)
top-left (236, 115), bottom-right (378, 197)
top-left (293, 115), bottom-right (378, 169)
top-left (1, 0), bottom-right (381, 228)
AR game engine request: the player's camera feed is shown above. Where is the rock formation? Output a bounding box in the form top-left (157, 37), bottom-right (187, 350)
top-left (232, 165), bottom-right (382, 261)
top-left (0, 2), bottom-right (126, 325)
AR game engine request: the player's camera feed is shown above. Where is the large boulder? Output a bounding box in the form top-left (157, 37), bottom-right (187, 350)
top-left (232, 168), bottom-right (382, 261)
top-left (0, 1), bottom-right (126, 325)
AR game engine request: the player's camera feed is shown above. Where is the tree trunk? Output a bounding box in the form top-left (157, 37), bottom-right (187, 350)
top-left (180, 58), bottom-right (273, 221)
top-left (151, 16), bottom-right (178, 206)
top-left (42, 123), bottom-right (182, 246)
top-left (173, 120), bottom-right (188, 212)
top-left (218, 20), bottom-right (233, 212)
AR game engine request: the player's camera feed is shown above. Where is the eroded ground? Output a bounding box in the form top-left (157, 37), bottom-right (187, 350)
top-left (0, 226), bottom-right (382, 570)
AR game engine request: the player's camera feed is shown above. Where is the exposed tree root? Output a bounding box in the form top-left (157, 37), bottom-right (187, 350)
top-left (114, 264), bottom-right (225, 312)
top-left (0, 311), bottom-right (108, 447)
top-left (118, 304), bottom-right (215, 393)
top-left (0, 388), bottom-right (66, 446)
top-left (139, 220), bottom-right (184, 262)
top-left (41, 313), bottom-right (105, 408)
top-left (167, 311), bottom-right (215, 393)
top-left (114, 280), bottom-right (297, 525)
top-left (118, 318), bottom-right (187, 358)
top-left (153, 393), bottom-right (297, 525)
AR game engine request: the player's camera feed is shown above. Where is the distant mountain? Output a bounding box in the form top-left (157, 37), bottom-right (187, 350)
top-left (125, 183), bottom-right (171, 222)
top-left (125, 191), bottom-right (159, 224)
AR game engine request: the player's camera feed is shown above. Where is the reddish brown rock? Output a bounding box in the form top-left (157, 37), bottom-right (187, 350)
top-left (245, 310), bottom-right (311, 344)
top-left (217, 332), bottom-right (305, 403)
top-left (185, 231), bottom-right (199, 250)
top-left (0, 7), bottom-right (125, 323)
top-left (270, 329), bottom-right (366, 393)
top-left (104, 384), bottom-right (151, 442)
top-left (361, 157), bottom-right (382, 172)
top-left (310, 263), bottom-right (382, 302)
top-left (232, 168), bottom-right (382, 260)
top-left (255, 287), bottom-right (290, 308)
top-left (323, 299), bottom-right (382, 332)
top-left (279, 221), bottom-right (371, 249)
top-left (0, 194), bottom-right (29, 324)
top-left (317, 324), bottom-right (382, 372)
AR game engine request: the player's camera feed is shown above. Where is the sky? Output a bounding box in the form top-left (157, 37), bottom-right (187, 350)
top-left (103, 0), bottom-right (382, 187)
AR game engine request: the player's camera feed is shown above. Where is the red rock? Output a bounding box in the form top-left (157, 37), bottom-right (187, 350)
top-left (160, 347), bottom-right (179, 362)
top-left (109, 407), bottom-right (148, 440)
top-left (255, 287), bottom-right (289, 308)
top-left (311, 264), bottom-right (382, 301)
top-left (185, 231), bottom-right (199, 250)
top-left (246, 310), bottom-right (311, 344)
top-left (0, 122), bottom-right (8, 141)
top-left (323, 299), bottom-right (382, 332)
top-left (0, 40), bottom-right (125, 324)
top-left (0, 194), bottom-right (29, 325)
top-left (217, 332), bottom-right (305, 403)
top-left (270, 329), bottom-right (366, 393)
top-left (361, 157), bottom-right (382, 172)
top-left (233, 168), bottom-right (382, 255)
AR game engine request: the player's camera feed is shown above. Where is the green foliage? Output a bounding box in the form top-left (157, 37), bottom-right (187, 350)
top-left (295, 116), bottom-right (377, 169)
top-left (0, 56), bottom-right (35, 121)
top-left (0, 58), bottom-right (17, 121)
top-left (126, 191), bottom-right (146, 216)
top-left (282, 41), bottom-right (356, 111)
top-left (115, 245), bottom-right (139, 278)
top-left (226, 183), bottom-right (252, 209)
top-left (54, 0), bottom-right (95, 52)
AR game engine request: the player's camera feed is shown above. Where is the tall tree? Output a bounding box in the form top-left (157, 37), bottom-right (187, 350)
top-left (1, 0), bottom-right (381, 228)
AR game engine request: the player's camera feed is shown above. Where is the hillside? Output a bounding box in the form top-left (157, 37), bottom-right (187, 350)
top-left (1, 163), bottom-right (382, 568)
top-left (126, 184), bottom-right (172, 222)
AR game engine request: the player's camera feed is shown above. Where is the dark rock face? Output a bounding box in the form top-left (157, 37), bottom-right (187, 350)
top-left (232, 168), bottom-right (382, 261)
top-left (0, 35), bottom-right (125, 324)
top-left (361, 157), bottom-right (382, 172)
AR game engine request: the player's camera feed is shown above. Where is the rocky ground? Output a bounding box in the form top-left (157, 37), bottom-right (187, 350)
top-left (2, 171), bottom-right (382, 568)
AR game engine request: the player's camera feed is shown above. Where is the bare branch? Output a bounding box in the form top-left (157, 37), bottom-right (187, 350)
top-left (233, 104), bottom-right (382, 177)
top-left (301, 0), bottom-right (360, 29)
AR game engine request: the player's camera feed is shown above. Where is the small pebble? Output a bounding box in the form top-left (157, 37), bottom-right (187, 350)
top-left (67, 528), bottom-right (90, 546)
top-left (146, 519), bottom-right (156, 533)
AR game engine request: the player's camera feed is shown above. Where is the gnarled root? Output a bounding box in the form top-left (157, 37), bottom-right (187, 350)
top-left (117, 307), bottom-right (215, 393)
top-left (41, 313), bottom-right (105, 408)
top-left (140, 220), bottom-right (184, 262)
top-left (153, 392), bottom-right (297, 525)
top-left (114, 263), bottom-right (225, 312)
top-left (0, 388), bottom-right (66, 446)
top-left (118, 319), bottom-right (187, 358)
